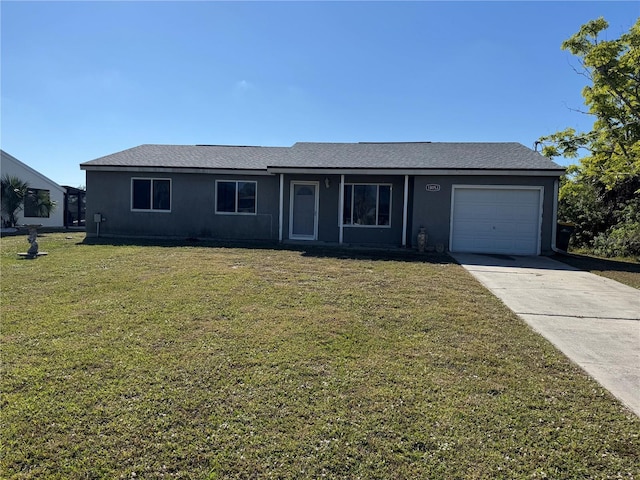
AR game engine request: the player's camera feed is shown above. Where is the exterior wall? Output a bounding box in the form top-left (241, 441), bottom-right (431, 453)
top-left (1, 151), bottom-right (65, 227)
top-left (85, 171), bottom-right (280, 240)
top-left (86, 169), bottom-right (559, 253)
top-left (341, 174), bottom-right (406, 246)
top-left (281, 174), bottom-right (340, 243)
top-left (281, 174), bottom-right (406, 245)
top-left (411, 175), bottom-right (558, 254)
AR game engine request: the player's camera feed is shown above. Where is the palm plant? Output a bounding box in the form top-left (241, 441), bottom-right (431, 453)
top-left (1, 174), bottom-right (29, 228)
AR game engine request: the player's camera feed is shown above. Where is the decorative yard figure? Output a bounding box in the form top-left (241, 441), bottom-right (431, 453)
top-left (417, 227), bottom-right (427, 253)
top-left (27, 226), bottom-right (39, 256)
top-left (17, 224), bottom-right (47, 259)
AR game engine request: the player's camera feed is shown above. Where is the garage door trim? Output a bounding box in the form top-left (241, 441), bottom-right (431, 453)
top-left (449, 185), bottom-right (544, 255)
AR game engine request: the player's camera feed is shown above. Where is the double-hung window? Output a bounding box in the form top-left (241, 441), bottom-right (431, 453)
top-left (216, 180), bottom-right (257, 214)
top-left (343, 184), bottom-right (391, 227)
top-left (131, 178), bottom-right (171, 211)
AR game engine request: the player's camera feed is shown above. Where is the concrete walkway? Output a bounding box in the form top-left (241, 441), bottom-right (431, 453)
top-left (451, 253), bottom-right (640, 417)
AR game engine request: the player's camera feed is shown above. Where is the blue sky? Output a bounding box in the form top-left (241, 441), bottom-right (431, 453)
top-left (1, 1), bottom-right (638, 187)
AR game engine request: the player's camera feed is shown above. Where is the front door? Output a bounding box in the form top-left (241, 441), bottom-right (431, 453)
top-left (290, 181), bottom-right (319, 240)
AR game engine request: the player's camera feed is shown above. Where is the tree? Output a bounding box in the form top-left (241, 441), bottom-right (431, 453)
top-left (537, 17), bottom-right (640, 256)
top-left (1, 174), bottom-right (29, 228)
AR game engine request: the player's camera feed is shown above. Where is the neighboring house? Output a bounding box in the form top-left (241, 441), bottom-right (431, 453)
top-left (80, 142), bottom-right (565, 255)
top-left (1, 150), bottom-right (66, 228)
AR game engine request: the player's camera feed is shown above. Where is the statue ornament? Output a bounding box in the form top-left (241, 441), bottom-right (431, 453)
top-left (417, 227), bottom-right (427, 253)
top-left (17, 225), bottom-right (47, 259)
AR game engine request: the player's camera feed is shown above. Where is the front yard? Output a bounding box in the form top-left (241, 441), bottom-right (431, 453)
top-left (1, 233), bottom-right (638, 479)
top-left (554, 250), bottom-right (640, 289)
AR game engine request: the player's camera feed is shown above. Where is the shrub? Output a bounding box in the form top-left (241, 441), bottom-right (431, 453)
top-left (593, 222), bottom-right (640, 257)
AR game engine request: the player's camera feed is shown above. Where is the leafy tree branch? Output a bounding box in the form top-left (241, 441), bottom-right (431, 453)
top-left (538, 17), bottom-right (640, 256)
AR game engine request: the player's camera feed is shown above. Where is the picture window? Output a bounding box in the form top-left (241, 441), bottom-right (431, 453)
top-left (343, 184), bottom-right (391, 227)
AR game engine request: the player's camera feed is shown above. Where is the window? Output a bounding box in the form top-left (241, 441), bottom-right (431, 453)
top-left (343, 184), bottom-right (391, 227)
top-left (131, 178), bottom-right (171, 211)
top-left (24, 189), bottom-right (51, 218)
top-left (216, 181), bottom-right (256, 214)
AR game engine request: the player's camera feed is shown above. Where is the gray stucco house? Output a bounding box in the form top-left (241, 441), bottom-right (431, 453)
top-left (80, 142), bottom-right (564, 255)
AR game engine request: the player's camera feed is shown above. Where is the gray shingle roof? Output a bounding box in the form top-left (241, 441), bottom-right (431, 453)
top-left (81, 142), bottom-right (564, 172)
top-left (288, 142), bottom-right (562, 170)
top-left (81, 144), bottom-right (291, 170)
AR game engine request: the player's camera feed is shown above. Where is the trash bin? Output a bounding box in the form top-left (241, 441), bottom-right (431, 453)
top-left (556, 222), bottom-right (575, 252)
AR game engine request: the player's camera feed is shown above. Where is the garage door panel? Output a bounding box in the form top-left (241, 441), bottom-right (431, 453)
top-left (456, 217), bottom-right (535, 230)
top-left (453, 234), bottom-right (538, 255)
top-left (457, 188), bottom-right (537, 202)
top-left (515, 222), bottom-right (539, 235)
top-left (505, 204), bottom-right (539, 218)
top-left (455, 219), bottom-right (536, 236)
top-left (454, 235), bottom-right (536, 253)
top-left (451, 187), bottom-right (541, 255)
top-left (455, 203), bottom-right (538, 220)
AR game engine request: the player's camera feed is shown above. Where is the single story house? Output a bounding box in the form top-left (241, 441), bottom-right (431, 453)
top-left (1, 149), bottom-right (66, 228)
top-left (80, 142), bottom-right (565, 255)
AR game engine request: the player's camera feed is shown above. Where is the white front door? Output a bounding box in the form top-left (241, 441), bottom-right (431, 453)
top-left (289, 181), bottom-right (319, 240)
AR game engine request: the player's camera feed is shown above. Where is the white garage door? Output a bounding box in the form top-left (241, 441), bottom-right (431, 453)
top-left (450, 186), bottom-right (542, 255)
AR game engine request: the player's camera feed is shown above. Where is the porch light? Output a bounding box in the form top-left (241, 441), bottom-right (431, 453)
top-left (324, 177), bottom-right (331, 189)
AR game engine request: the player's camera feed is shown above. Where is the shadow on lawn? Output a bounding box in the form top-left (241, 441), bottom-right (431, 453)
top-left (79, 236), bottom-right (453, 265)
top-left (553, 253), bottom-right (640, 275)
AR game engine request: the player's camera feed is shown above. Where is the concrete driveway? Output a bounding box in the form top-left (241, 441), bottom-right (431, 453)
top-left (451, 253), bottom-right (640, 417)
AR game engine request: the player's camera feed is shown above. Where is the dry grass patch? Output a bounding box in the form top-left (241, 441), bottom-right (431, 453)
top-left (2, 233), bottom-right (639, 479)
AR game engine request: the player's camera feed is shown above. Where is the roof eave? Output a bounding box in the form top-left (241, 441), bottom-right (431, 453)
top-left (80, 165), bottom-right (271, 176)
top-left (80, 164), bottom-right (565, 177)
top-left (266, 166), bottom-right (565, 176)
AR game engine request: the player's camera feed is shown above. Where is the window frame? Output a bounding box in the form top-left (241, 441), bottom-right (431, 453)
top-left (130, 178), bottom-right (172, 212)
top-left (342, 183), bottom-right (392, 228)
top-left (23, 188), bottom-right (51, 218)
top-left (215, 180), bottom-right (258, 215)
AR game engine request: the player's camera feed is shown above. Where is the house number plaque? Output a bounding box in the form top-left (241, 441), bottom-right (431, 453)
top-left (426, 184), bottom-right (441, 192)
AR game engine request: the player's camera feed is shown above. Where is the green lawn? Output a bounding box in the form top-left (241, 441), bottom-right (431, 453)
top-left (554, 250), bottom-right (640, 290)
top-left (2, 233), bottom-right (639, 479)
